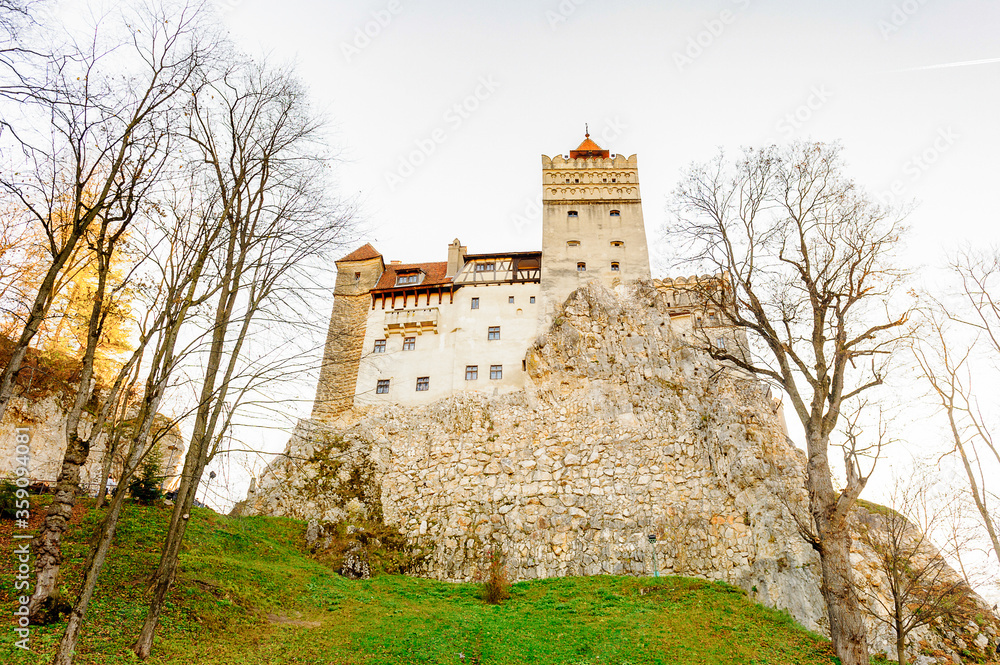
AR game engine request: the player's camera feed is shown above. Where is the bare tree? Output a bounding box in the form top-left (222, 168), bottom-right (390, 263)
top-left (0, 0), bottom-right (207, 422)
top-left (914, 248), bottom-right (1000, 568)
top-left (18, 0), bottom-right (212, 624)
top-left (131, 55), bottom-right (353, 659)
top-left (667, 142), bottom-right (912, 665)
top-left (857, 479), bottom-right (971, 665)
top-left (51, 182), bottom-right (230, 663)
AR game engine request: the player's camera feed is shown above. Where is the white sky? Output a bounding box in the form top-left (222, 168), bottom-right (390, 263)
top-left (204, 0), bottom-right (1000, 591)
top-left (219, 0), bottom-right (999, 274)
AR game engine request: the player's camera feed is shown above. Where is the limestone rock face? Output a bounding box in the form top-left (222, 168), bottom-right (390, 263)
top-left (0, 390), bottom-right (186, 492)
top-left (241, 281), bottom-right (999, 663)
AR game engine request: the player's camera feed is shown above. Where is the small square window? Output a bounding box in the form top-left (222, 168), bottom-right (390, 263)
top-left (416, 376), bottom-right (429, 391)
top-left (577, 262), bottom-right (586, 272)
top-left (396, 273), bottom-right (419, 285)
top-left (611, 262), bottom-right (620, 272)
top-left (403, 337), bottom-right (415, 351)
top-left (354, 271), bottom-right (361, 281)
top-left (376, 379), bottom-right (390, 394)
top-left (465, 365), bottom-right (478, 380)
top-left (471, 297), bottom-right (479, 309)
top-left (490, 365), bottom-right (503, 380)
top-left (488, 326), bottom-right (500, 340)
top-left (374, 339), bottom-right (386, 353)
top-left (529, 296), bottom-right (535, 304)
top-left (508, 296), bottom-right (514, 304)
top-left (475, 262), bottom-right (495, 272)
top-left (715, 337), bottom-right (726, 350)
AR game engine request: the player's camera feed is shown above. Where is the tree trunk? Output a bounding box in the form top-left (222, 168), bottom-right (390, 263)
top-left (52, 486), bottom-right (126, 665)
top-left (807, 432), bottom-right (870, 665)
top-left (816, 521), bottom-right (869, 665)
top-left (53, 423), bottom-right (154, 665)
top-left (28, 252), bottom-right (109, 623)
top-left (896, 627), bottom-right (907, 665)
top-left (93, 431), bottom-right (119, 510)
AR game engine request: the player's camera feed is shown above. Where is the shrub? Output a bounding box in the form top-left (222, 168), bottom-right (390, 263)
top-left (478, 549), bottom-right (511, 605)
top-left (128, 454), bottom-right (163, 505)
top-left (0, 480), bottom-right (19, 519)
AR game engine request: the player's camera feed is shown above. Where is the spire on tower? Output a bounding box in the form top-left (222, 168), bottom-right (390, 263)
top-left (570, 129), bottom-right (609, 159)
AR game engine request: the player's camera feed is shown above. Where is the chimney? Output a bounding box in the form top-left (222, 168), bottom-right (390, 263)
top-left (446, 238), bottom-right (467, 277)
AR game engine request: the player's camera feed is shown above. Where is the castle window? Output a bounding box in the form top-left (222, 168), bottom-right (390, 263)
top-left (373, 339), bottom-right (386, 353)
top-left (465, 365), bottom-right (478, 380)
top-left (416, 376), bottom-right (429, 391)
top-left (490, 365), bottom-right (503, 380)
top-left (708, 311), bottom-right (718, 326)
top-left (567, 240), bottom-right (580, 247)
top-left (403, 337), bottom-right (415, 351)
top-left (471, 297), bottom-right (479, 309)
top-left (508, 296), bottom-right (514, 304)
top-left (530, 296), bottom-right (535, 304)
top-left (610, 210), bottom-right (620, 217)
top-left (577, 262), bottom-right (586, 272)
top-left (611, 262), bottom-right (620, 272)
top-left (376, 379), bottom-right (390, 394)
top-left (567, 210), bottom-right (578, 218)
top-left (354, 271), bottom-right (361, 281)
top-left (396, 273), bottom-right (419, 285)
top-left (488, 326), bottom-right (500, 340)
top-left (475, 262), bottom-right (495, 272)
top-left (611, 241), bottom-right (624, 248)
top-left (715, 337), bottom-right (726, 350)
top-left (574, 178), bottom-right (579, 183)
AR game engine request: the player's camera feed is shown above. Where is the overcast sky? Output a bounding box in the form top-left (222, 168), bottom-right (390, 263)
top-left (218, 0), bottom-right (999, 275)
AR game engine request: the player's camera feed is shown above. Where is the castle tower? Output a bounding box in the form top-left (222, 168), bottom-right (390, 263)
top-left (311, 243), bottom-right (385, 421)
top-left (540, 134), bottom-right (651, 308)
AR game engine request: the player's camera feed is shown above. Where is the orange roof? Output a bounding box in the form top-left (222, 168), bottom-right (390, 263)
top-left (373, 261), bottom-right (451, 291)
top-left (337, 242), bottom-right (382, 263)
top-left (570, 133), bottom-right (609, 159)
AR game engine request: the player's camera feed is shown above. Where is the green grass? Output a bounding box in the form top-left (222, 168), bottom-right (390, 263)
top-left (1, 501), bottom-right (839, 664)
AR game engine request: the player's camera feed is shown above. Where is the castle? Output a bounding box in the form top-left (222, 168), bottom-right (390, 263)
top-left (241, 135), bottom-right (1000, 664)
top-left (311, 134), bottom-right (741, 420)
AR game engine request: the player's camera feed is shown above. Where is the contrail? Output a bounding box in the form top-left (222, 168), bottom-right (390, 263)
top-left (895, 56), bottom-right (1000, 72)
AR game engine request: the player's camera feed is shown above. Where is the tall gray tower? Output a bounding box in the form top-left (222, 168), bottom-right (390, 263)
top-left (540, 134), bottom-right (651, 310)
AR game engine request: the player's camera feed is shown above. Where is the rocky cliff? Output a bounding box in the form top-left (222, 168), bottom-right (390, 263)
top-left (239, 281), bottom-right (999, 664)
top-left (0, 389), bottom-right (185, 493)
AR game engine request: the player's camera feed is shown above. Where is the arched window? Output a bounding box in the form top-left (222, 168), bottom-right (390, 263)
top-left (609, 210), bottom-right (620, 217)
top-left (611, 240), bottom-right (624, 248)
top-left (567, 210), bottom-right (578, 218)
top-left (577, 262), bottom-right (586, 272)
top-left (611, 262), bottom-right (620, 272)
top-left (567, 240), bottom-right (580, 247)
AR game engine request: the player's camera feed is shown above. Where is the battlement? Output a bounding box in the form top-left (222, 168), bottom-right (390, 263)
top-left (541, 153), bottom-right (638, 169)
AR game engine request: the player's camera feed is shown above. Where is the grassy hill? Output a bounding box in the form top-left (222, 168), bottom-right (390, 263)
top-left (1, 500), bottom-right (839, 665)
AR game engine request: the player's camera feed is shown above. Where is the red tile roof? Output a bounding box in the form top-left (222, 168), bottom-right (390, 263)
top-left (373, 261), bottom-right (451, 291)
top-left (570, 133), bottom-right (609, 159)
top-left (337, 242), bottom-right (382, 263)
